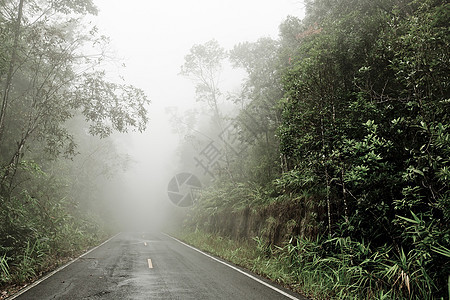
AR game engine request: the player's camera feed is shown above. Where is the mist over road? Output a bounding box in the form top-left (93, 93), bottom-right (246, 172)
top-left (13, 232), bottom-right (305, 299)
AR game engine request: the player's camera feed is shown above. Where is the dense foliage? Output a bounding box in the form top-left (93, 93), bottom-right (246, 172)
top-left (184, 0), bottom-right (449, 298)
top-left (0, 0), bottom-right (149, 290)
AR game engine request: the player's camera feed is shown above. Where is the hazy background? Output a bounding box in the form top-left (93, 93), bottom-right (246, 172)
top-left (91, 0), bottom-right (305, 231)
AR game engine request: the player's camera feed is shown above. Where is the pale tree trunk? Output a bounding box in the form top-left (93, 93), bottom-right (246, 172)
top-left (1, 127), bottom-right (33, 194)
top-left (211, 92), bottom-right (235, 183)
top-left (325, 165), bottom-right (332, 237)
top-left (0, 0), bottom-right (24, 144)
top-left (321, 115), bottom-right (332, 236)
top-left (342, 168), bottom-right (349, 223)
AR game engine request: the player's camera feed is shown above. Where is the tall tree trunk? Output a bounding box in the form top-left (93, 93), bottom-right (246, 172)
top-left (342, 168), bottom-right (349, 223)
top-left (0, 0), bottom-right (24, 144)
top-left (1, 130), bottom-right (30, 194)
top-left (325, 165), bottom-right (332, 236)
top-left (321, 115), bottom-right (332, 236)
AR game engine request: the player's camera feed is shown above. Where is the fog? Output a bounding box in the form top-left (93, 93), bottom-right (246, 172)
top-left (91, 0), bottom-right (305, 231)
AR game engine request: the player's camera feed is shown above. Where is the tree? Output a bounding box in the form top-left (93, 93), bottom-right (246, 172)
top-left (0, 0), bottom-right (150, 286)
top-left (182, 0), bottom-right (449, 297)
top-left (180, 39), bottom-right (241, 181)
top-left (278, 0), bottom-right (449, 296)
top-left (229, 38), bottom-right (285, 184)
top-left (180, 39), bottom-right (226, 125)
top-left (0, 0), bottom-right (149, 193)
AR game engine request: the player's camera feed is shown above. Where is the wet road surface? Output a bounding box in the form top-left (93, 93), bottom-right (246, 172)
top-left (12, 232), bottom-right (306, 299)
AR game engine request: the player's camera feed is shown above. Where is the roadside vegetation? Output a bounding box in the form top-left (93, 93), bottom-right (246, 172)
top-left (178, 0), bottom-right (449, 299)
top-left (0, 0), bottom-right (149, 296)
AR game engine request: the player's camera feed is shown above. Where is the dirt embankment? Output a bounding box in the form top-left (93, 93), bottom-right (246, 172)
top-left (191, 197), bottom-right (325, 245)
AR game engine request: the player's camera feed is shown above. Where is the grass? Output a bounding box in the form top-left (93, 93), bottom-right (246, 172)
top-left (0, 229), bottom-right (110, 300)
top-left (174, 229), bottom-right (303, 296)
top-left (174, 228), bottom-right (450, 300)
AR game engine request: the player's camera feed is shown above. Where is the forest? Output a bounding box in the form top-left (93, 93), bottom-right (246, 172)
top-left (0, 0), bottom-right (149, 295)
top-left (177, 0), bottom-right (449, 299)
top-left (0, 0), bottom-right (448, 299)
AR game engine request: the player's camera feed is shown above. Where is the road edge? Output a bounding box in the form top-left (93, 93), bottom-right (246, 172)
top-left (163, 233), bottom-right (306, 300)
top-left (6, 232), bottom-right (121, 300)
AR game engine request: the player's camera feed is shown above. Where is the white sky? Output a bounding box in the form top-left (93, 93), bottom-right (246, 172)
top-left (90, 0), bottom-right (305, 227)
top-left (93, 0), bottom-right (304, 107)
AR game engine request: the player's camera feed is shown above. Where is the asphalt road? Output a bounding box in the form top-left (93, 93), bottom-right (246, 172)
top-left (11, 232), bottom-right (306, 299)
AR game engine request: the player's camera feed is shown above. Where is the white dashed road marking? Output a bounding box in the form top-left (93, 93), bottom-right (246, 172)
top-left (147, 259), bottom-right (153, 269)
